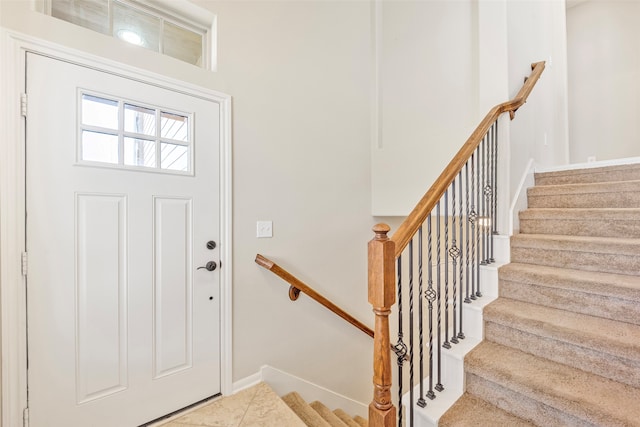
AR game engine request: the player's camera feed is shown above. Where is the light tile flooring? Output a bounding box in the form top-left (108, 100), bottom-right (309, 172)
top-left (152, 382), bottom-right (306, 427)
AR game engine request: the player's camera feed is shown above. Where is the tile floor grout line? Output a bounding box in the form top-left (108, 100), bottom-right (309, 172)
top-left (236, 385), bottom-right (261, 426)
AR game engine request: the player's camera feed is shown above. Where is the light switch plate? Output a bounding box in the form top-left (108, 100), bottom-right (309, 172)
top-left (257, 221), bottom-right (273, 238)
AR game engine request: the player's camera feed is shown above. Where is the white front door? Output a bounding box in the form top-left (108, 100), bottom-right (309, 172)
top-left (26, 52), bottom-right (221, 427)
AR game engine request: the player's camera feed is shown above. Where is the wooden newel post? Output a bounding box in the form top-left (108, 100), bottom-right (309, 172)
top-left (368, 223), bottom-right (397, 427)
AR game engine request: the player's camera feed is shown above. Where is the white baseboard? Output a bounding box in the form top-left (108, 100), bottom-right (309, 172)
top-left (493, 235), bottom-right (511, 263)
top-left (232, 371), bottom-right (263, 394)
top-left (509, 158), bottom-right (535, 236)
top-left (535, 156), bottom-right (640, 173)
top-left (260, 365), bottom-right (368, 418)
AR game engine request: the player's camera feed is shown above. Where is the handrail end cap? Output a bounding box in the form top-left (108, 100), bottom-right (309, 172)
top-left (255, 253), bottom-right (275, 269)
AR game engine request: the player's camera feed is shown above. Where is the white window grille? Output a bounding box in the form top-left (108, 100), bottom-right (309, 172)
top-left (80, 92), bottom-right (193, 174)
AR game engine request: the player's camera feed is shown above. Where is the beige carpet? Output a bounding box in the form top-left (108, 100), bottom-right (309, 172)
top-left (440, 163), bottom-right (640, 426)
top-left (282, 392), bottom-right (367, 427)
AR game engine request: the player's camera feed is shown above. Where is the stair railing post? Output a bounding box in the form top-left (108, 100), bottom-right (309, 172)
top-left (368, 224), bottom-right (397, 427)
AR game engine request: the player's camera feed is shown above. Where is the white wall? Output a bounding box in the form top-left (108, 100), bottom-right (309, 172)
top-left (371, 0), bottom-right (478, 216)
top-left (205, 0), bottom-right (375, 402)
top-left (373, 0), bottom-right (570, 230)
top-left (567, 0), bottom-right (640, 162)
top-left (506, 0), bottom-right (570, 202)
top-left (1, 0), bottom-right (375, 405)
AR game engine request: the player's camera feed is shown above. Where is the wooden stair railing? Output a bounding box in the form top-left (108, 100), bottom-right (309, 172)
top-left (256, 254), bottom-right (374, 338)
top-left (368, 61), bottom-right (546, 427)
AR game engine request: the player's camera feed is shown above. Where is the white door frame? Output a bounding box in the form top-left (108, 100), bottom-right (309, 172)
top-left (0, 29), bottom-right (233, 427)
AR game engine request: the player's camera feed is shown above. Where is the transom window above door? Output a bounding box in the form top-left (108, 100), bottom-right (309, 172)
top-left (80, 92), bottom-right (193, 174)
top-left (44, 0), bottom-right (213, 68)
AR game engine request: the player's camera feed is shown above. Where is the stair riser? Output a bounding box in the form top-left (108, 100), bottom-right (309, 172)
top-left (519, 218), bottom-right (640, 238)
top-left (535, 168), bottom-right (640, 186)
top-left (499, 279), bottom-right (640, 326)
top-left (465, 374), bottom-right (594, 427)
top-left (527, 192), bottom-right (640, 209)
top-left (510, 247), bottom-right (640, 275)
top-left (484, 322), bottom-right (640, 389)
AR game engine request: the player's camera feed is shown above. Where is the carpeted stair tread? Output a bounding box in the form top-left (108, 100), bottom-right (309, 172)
top-left (438, 393), bottom-right (535, 427)
top-left (500, 263), bottom-right (640, 301)
top-left (465, 341), bottom-right (640, 426)
top-left (519, 207), bottom-right (640, 237)
top-left (528, 179), bottom-right (640, 196)
top-left (282, 392), bottom-right (331, 427)
top-left (484, 298), bottom-right (640, 359)
top-left (483, 299), bottom-right (640, 387)
top-left (510, 233), bottom-right (640, 275)
top-left (352, 416), bottom-right (367, 427)
top-left (332, 409), bottom-right (361, 427)
top-left (499, 263), bottom-right (640, 325)
top-left (535, 163), bottom-right (640, 186)
top-left (309, 401), bottom-right (349, 427)
top-left (527, 179), bottom-right (640, 208)
top-left (511, 233), bottom-right (640, 254)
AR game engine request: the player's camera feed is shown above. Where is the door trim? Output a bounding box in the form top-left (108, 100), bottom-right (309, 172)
top-left (0, 29), bottom-right (233, 427)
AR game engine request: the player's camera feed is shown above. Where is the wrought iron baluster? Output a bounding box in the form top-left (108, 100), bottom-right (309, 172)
top-left (484, 129), bottom-right (491, 264)
top-left (470, 152), bottom-right (477, 301)
top-left (408, 240), bottom-right (415, 424)
top-left (425, 215), bottom-right (436, 400)
top-left (491, 121), bottom-right (498, 263)
top-left (475, 145), bottom-right (482, 298)
top-left (394, 256), bottom-right (406, 427)
top-left (457, 170), bottom-right (466, 340)
top-left (480, 135), bottom-right (487, 266)
top-left (450, 179), bottom-right (459, 345)
top-left (443, 191), bottom-right (451, 350)
top-left (417, 227), bottom-right (427, 408)
top-left (465, 161), bottom-right (471, 304)
top-left (487, 125), bottom-right (495, 264)
top-left (435, 202), bottom-right (444, 392)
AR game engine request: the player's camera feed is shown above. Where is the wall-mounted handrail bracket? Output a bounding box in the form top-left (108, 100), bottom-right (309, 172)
top-left (288, 286), bottom-right (301, 301)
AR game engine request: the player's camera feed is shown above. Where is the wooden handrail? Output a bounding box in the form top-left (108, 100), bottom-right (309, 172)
top-left (391, 61), bottom-right (545, 256)
top-left (255, 254), bottom-right (374, 338)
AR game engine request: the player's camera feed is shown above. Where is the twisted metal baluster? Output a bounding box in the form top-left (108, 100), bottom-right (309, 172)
top-left (408, 240), bottom-right (415, 423)
top-left (435, 202), bottom-right (444, 392)
top-left (443, 190), bottom-right (451, 350)
top-left (425, 215), bottom-right (436, 400)
top-left (470, 152), bottom-right (477, 301)
top-left (465, 161), bottom-right (471, 304)
top-left (487, 125), bottom-right (496, 264)
top-left (484, 129), bottom-right (491, 264)
top-left (476, 145), bottom-right (483, 298)
top-left (417, 226), bottom-right (427, 408)
top-left (394, 256), bottom-right (406, 427)
top-left (457, 170), bottom-right (466, 340)
top-left (491, 121), bottom-right (498, 263)
top-left (450, 178), bottom-right (459, 345)
top-left (480, 135), bottom-right (487, 266)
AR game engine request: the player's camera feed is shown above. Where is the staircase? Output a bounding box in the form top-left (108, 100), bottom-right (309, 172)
top-left (282, 392), bottom-right (368, 427)
top-left (157, 382), bottom-right (367, 427)
top-left (439, 163), bottom-right (640, 426)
